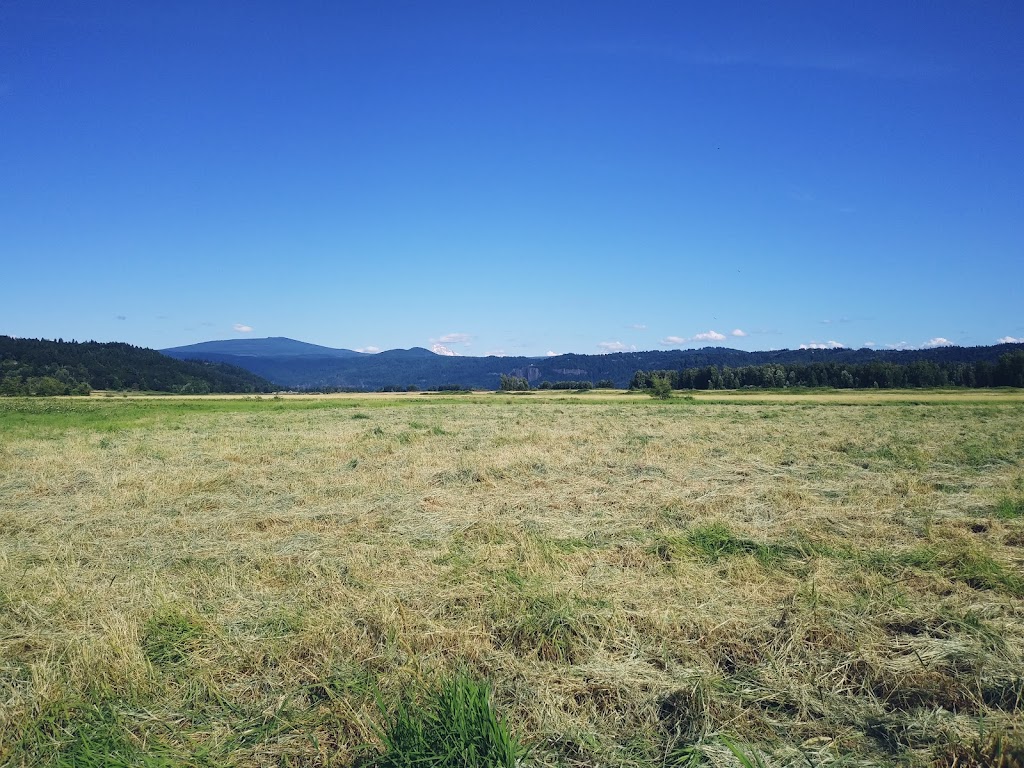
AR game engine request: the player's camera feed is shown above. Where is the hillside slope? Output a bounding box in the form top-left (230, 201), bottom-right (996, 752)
top-left (1, 336), bottom-right (275, 394)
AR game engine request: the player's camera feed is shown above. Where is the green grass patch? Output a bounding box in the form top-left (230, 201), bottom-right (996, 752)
top-left (142, 608), bottom-right (205, 667)
top-left (684, 523), bottom-right (803, 568)
top-left (0, 397), bottom-right (369, 437)
top-left (16, 697), bottom-right (179, 768)
top-left (372, 674), bottom-right (524, 768)
top-left (875, 546), bottom-right (1024, 597)
top-left (995, 496), bottom-right (1024, 520)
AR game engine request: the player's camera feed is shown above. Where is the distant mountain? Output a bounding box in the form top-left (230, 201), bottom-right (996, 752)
top-left (156, 339), bottom-right (1024, 391)
top-left (0, 336), bottom-right (275, 395)
top-left (376, 347), bottom-right (438, 359)
top-left (162, 337), bottom-right (362, 358)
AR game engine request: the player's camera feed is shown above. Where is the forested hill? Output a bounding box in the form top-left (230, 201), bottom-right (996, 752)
top-left (163, 338), bottom-right (1024, 391)
top-left (0, 336), bottom-right (275, 395)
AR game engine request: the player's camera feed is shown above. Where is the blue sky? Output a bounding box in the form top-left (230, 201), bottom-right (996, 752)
top-left (2, 2), bottom-right (1022, 356)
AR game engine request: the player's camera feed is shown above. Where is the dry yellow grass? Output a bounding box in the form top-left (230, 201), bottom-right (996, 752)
top-left (1, 395), bottom-right (1022, 766)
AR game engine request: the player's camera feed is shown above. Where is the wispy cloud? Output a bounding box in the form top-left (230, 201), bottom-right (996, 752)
top-left (885, 341), bottom-right (911, 350)
top-left (233, 323), bottom-right (253, 333)
top-left (660, 330), bottom-right (731, 346)
top-left (597, 341), bottom-right (634, 353)
top-left (863, 341), bottom-right (876, 348)
top-left (997, 336), bottom-right (1021, 344)
top-left (629, 323), bottom-right (647, 331)
top-left (693, 330), bottom-right (726, 342)
top-left (730, 329), bottom-right (747, 337)
top-left (115, 315), bottom-right (127, 321)
top-left (431, 343), bottom-right (458, 356)
top-left (356, 346), bottom-right (381, 354)
top-left (437, 332), bottom-right (472, 345)
top-left (923, 337), bottom-right (953, 348)
top-left (799, 340), bottom-right (845, 350)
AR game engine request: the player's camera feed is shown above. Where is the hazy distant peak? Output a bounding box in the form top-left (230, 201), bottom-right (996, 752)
top-left (376, 347), bottom-right (439, 358)
top-left (162, 337), bottom-right (360, 358)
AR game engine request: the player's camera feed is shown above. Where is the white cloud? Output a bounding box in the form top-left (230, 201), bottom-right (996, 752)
top-left (233, 323), bottom-right (253, 333)
top-left (730, 329), bottom-right (747, 337)
top-left (356, 346), bottom-right (381, 353)
top-left (863, 341), bottom-right (876, 348)
top-left (431, 343), bottom-right (458, 356)
top-left (799, 340), bottom-right (845, 350)
top-left (885, 341), bottom-right (911, 350)
top-left (546, 350), bottom-right (559, 357)
top-left (693, 330), bottom-right (726, 342)
top-left (924, 337), bottom-right (953, 348)
top-left (998, 336), bottom-right (1021, 344)
top-left (597, 341), bottom-right (633, 353)
top-left (438, 332), bottom-right (472, 345)
top-left (661, 336), bottom-right (687, 346)
top-left (629, 323), bottom-right (647, 330)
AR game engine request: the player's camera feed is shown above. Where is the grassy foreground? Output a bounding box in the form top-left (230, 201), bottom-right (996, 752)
top-left (1, 393), bottom-right (1023, 766)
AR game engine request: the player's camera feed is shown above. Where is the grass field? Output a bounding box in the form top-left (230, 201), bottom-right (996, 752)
top-left (1, 392), bottom-right (1023, 766)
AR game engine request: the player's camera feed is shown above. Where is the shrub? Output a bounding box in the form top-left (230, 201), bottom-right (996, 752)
top-left (648, 374), bottom-right (673, 400)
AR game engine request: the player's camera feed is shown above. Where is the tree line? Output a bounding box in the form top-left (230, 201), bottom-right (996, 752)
top-left (500, 375), bottom-right (618, 391)
top-left (0, 336), bottom-right (275, 395)
top-left (629, 351), bottom-right (1024, 391)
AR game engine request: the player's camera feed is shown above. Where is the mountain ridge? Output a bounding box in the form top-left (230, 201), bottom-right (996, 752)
top-left (160, 337), bottom-right (1024, 391)
top-left (163, 337), bottom-right (363, 358)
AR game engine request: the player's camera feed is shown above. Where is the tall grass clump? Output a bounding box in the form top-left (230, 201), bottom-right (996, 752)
top-left (372, 674), bottom-right (523, 768)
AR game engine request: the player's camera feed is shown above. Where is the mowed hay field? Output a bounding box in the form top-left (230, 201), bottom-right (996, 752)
top-left (1, 394), bottom-right (1023, 767)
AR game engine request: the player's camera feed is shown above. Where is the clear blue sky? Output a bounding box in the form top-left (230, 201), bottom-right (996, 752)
top-left (2, 2), bottom-right (1022, 356)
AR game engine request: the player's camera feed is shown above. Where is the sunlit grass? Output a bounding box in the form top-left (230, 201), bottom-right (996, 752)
top-left (1, 394), bottom-right (1022, 766)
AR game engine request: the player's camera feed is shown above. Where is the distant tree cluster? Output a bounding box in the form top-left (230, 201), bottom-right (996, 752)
top-left (629, 351), bottom-right (1024, 391)
top-left (499, 374), bottom-right (530, 391)
top-left (537, 380), bottom-right (594, 390)
top-left (306, 386), bottom-right (369, 393)
top-left (0, 336), bottom-right (275, 395)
